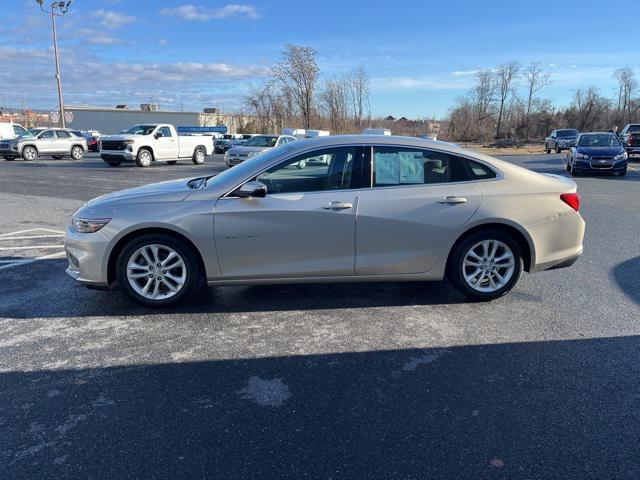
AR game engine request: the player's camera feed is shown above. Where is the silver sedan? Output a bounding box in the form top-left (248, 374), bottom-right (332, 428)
top-left (64, 135), bottom-right (585, 307)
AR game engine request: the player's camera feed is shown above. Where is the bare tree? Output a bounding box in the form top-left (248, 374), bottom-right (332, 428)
top-left (523, 62), bottom-right (551, 135)
top-left (613, 67), bottom-right (637, 124)
top-left (495, 61), bottom-right (520, 138)
top-left (471, 70), bottom-right (496, 124)
top-left (345, 64), bottom-right (371, 130)
top-left (319, 77), bottom-right (349, 133)
top-left (273, 44), bottom-right (319, 129)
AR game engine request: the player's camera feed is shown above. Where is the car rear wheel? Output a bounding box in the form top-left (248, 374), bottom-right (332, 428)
top-left (136, 148), bottom-right (153, 167)
top-left (116, 234), bottom-right (202, 307)
top-left (71, 146), bottom-right (84, 160)
top-left (22, 146), bottom-right (37, 161)
top-left (449, 230), bottom-right (523, 301)
top-left (192, 147), bottom-right (206, 165)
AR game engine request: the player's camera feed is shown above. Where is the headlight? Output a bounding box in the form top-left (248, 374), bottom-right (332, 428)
top-left (71, 217), bottom-right (111, 233)
top-left (614, 152), bottom-right (628, 161)
top-left (575, 153), bottom-right (590, 159)
top-left (248, 151), bottom-right (261, 158)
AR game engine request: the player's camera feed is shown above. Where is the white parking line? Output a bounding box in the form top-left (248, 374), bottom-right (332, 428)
top-left (0, 235), bottom-right (64, 241)
top-left (0, 251), bottom-right (66, 271)
top-left (0, 228), bottom-right (66, 271)
top-left (0, 245), bottom-right (64, 251)
top-left (0, 228), bottom-right (65, 237)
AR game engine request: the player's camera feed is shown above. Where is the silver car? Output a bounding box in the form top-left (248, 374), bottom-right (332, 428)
top-left (65, 135), bottom-right (585, 307)
top-left (225, 134), bottom-right (296, 167)
top-left (0, 128), bottom-right (87, 161)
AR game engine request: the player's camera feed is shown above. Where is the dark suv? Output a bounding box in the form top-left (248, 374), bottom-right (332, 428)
top-left (620, 124), bottom-right (640, 157)
top-left (545, 129), bottom-right (579, 153)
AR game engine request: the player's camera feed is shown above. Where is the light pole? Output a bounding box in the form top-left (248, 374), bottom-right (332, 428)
top-left (36, 1), bottom-right (72, 128)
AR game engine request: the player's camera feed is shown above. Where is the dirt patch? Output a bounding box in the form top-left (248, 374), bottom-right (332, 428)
top-left (460, 143), bottom-right (547, 156)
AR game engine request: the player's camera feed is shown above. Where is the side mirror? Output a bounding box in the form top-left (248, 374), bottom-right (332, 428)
top-left (154, 132), bottom-right (162, 139)
top-left (235, 181), bottom-right (267, 198)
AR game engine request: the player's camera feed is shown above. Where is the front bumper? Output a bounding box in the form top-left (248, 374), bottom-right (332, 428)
top-left (572, 159), bottom-right (628, 172)
top-left (0, 147), bottom-right (18, 157)
top-left (226, 156), bottom-right (248, 166)
top-left (100, 150), bottom-right (136, 162)
top-left (64, 224), bottom-right (111, 288)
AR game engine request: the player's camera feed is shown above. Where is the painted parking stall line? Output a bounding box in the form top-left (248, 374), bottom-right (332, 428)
top-left (0, 228), bottom-right (66, 271)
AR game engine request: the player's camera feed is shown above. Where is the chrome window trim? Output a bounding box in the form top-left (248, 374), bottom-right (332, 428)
top-left (366, 143), bottom-right (505, 189)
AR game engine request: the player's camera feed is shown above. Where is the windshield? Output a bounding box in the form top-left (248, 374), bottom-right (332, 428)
top-left (124, 125), bottom-right (157, 135)
top-left (557, 129), bottom-right (579, 137)
top-left (204, 141), bottom-right (300, 187)
top-left (244, 136), bottom-right (277, 147)
top-left (17, 131), bottom-right (35, 139)
top-left (626, 125), bottom-right (640, 133)
top-left (28, 128), bottom-right (45, 136)
top-left (578, 134), bottom-right (621, 147)
top-left (215, 139), bottom-right (230, 145)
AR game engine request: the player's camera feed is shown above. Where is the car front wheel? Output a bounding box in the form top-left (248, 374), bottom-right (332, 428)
top-left (449, 230), bottom-right (523, 301)
top-left (116, 234), bottom-right (202, 307)
top-left (136, 149), bottom-right (153, 167)
top-left (22, 146), bottom-right (38, 161)
top-left (71, 146), bottom-right (84, 160)
top-left (192, 147), bottom-right (206, 165)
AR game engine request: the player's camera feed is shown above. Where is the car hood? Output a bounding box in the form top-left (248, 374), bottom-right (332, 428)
top-left (85, 178), bottom-right (194, 209)
top-left (100, 134), bottom-right (146, 142)
top-left (576, 146), bottom-right (624, 156)
top-left (227, 145), bottom-right (269, 155)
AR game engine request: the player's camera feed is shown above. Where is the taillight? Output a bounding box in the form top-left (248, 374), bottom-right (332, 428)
top-left (560, 192), bottom-right (581, 212)
top-left (629, 135), bottom-right (636, 146)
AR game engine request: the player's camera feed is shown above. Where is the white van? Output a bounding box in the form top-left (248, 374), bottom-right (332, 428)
top-left (282, 128), bottom-right (307, 139)
top-left (362, 128), bottom-right (391, 135)
top-left (0, 122), bottom-right (28, 140)
top-left (305, 130), bottom-right (330, 138)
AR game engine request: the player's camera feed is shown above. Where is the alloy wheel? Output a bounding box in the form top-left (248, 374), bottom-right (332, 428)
top-left (462, 240), bottom-right (515, 293)
top-left (126, 244), bottom-right (187, 300)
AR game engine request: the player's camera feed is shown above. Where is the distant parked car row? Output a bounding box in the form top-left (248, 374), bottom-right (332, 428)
top-left (0, 127), bottom-right (87, 161)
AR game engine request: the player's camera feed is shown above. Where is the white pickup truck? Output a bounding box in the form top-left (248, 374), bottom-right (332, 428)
top-left (99, 124), bottom-right (213, 167)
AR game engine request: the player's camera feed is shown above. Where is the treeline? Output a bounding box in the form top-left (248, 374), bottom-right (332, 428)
top-left (243, 44), bottom-right (372, 135)
top-left (444, 63), bottom-right (640, 143)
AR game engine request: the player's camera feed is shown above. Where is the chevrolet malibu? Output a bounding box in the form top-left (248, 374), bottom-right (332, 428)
top-left (566, 132), bottom-right (628, 176)
top-left (65, 135), bottom-right (585, 307)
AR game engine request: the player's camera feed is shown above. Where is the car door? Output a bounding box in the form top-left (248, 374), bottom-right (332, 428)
top-left (213, 146), bottom-right (363, 279)
top-left (54, 130), bottom-right (73, 153)
top-left (355, 146), bottom-right (484, 275)
top-left (155, 126), bottom-right (178, 159)
top-left (36, 130), bottom-right (57, 154)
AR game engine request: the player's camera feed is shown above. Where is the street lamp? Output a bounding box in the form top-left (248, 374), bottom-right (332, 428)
top-left (36, 1), bottom-right (73, 128)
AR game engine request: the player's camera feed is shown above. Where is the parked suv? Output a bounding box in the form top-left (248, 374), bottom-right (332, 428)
top-left (0, 128), bottom-right (87, 161)
top-left (545, 129), bottom-right (579, 153)
top-left (619, 124), bottom-right (640, 157)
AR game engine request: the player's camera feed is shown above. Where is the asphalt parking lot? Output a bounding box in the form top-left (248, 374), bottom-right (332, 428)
top-left (1, 152), bottom-right (639, 479)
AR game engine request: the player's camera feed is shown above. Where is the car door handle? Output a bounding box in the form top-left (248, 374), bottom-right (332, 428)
top-left (438, 196), bottom-right (467, 205)
top-left (323, 201), bottom-right (353, 210)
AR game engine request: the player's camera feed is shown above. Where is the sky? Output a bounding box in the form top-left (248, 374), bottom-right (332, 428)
top-left (0, 0), bottom-right (638, 119)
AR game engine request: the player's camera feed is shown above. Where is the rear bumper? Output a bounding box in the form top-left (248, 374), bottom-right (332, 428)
top-left (528, 212), bottom-right (585, 273)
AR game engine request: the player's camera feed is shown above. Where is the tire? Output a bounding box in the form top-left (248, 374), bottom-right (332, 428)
top-left (166, 160), bottom-right (178, 165)
top-left (555, 146), bottom-right (561, 154)
top-left (618, 168), bottom-right (627, 176)
top-left (52, 155), bottom-right (64, 160)
top-left (3, 156), bottom-right (15, 161)
top-left (136, 148), bottom-right (153, 167)
top-left (297, 158), bottom-right (307, 169)
top-left (105, 161), bottom-right (121, 167)
top-left (22, 146), bottom-right (37, 161)
top-left (192, 147), bottom-right (206, 165)
top-left (116, 234), bottom-right (202, 307)
top-left (71, 146), bottom-right (84, 160)
top-left (545, 143), bottom-right (551, 154)
top-left (569, 161), bottom-right (577, 176)
top-left (448, 230), bottom-right (523, 302)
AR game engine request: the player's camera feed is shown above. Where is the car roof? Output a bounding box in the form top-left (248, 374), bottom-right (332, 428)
top-left (279, 134), bottom-right (462, 153)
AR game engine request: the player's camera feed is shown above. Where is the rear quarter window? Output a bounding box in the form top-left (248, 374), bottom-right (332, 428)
top-left (464, 159), bottom-right (497, 180)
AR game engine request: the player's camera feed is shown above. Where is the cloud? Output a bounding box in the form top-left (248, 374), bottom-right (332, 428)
top-left (94, 9), bottom-right (137, 29)
top-left (160, 4), bottom-right (260, 21)
top-left (85, 35), bottom-right (124, 46)
top-left (372, 75), bottom-right (474, 92)
top-left (0, 46), bottom-right (269, 111)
